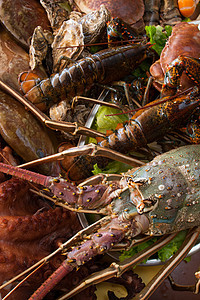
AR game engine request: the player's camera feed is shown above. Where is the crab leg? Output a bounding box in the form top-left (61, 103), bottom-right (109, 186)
top-left (161, 56), bottom-right (200, 97)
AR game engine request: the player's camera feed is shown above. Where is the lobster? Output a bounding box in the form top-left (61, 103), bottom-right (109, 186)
top-left (2, 74), bottom-right (200, 182)
top-left (0, 144), bottom-right (200, 299)
top-left (34, 86), bottom-right (200, 182)
top-left (98, 88), bottom-right (200, 151)
top-left (18, 43), bottom-right (150, 111)
top-left (1, 50), bottom-right (200, 179)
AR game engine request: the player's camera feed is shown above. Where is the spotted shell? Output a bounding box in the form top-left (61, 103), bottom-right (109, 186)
top-left (127, 145), bottom-right (200, 235)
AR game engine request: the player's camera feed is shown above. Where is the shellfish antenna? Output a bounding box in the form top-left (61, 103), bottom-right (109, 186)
top-left (0, 162), bottom-right (50, 187)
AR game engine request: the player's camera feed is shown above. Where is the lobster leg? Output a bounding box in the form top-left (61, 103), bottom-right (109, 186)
top-left (135, 227), bottom-right (200, 299)
top-left (18, 143), bottom-right (145, 169)
top-left (0, 79), bottom-right (106, 138)
top-left (78, 173), bottom-right (123, 186)
top-left (0, 161), bottom-right (118, 213)
top-left (195, 272), bottom-right (200, 294)
top-left (71, 95), bottom-right (122, 110)
top-left (57, 233), bottom-right (177, 300)
top-left (28, 214), bottom-right (149, 300)
top-left (61, 227), bottom-right (200, 300)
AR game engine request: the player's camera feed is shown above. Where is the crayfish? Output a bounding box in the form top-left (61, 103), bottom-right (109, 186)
top-left (0, 144), bottom-right (200, 299)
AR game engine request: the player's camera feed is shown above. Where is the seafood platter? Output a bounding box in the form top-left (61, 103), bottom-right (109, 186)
top-left (0, 0), bottom-right (200, 299)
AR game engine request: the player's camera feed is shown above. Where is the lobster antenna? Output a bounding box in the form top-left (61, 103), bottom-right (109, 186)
top-left (56, 38), bottom-right (143, 49)
top-left (2, 262), bottom-right (46, 300)
top-left (0, 152), bottom-right (11, 165)
top-left (105, 87), bottom-right (194, 116)
top-left (0, 216), bottom-right (110, 291)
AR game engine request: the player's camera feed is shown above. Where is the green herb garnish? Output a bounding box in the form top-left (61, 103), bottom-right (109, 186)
top-left (145, 25), bottom-right (172, 55)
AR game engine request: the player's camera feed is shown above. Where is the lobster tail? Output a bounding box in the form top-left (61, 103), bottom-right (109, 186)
top-left (19, 44), bottom-right (149, 111)
top-left (24, 78), bottom-right (57, 111)
top-left (99, 92), bottom-right (200, 153)
top-left (99, 120), bottom-right (147, 152)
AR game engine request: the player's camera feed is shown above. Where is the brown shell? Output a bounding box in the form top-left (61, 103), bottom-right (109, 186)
top-left (150, 22), bottom-right (200, 90)
top-left (0, 0), bottom-right (51, 48)
top-left (160, 22), bottom-right (200, 73)
top-left (74, 0), bottom-right (144, 25)
top-left (0, 90), bottom-right (57, 175)
top-left (0, 28), bottom-right (47, 92)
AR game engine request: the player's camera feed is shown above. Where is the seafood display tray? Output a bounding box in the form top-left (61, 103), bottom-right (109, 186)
top-left (78, 98), bottom-right (200, 266)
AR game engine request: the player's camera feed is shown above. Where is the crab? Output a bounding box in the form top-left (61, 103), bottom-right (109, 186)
top-left (150, 22), bottom-right (200, 92)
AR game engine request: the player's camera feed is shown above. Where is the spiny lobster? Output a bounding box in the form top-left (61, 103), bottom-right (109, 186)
top-left (0, 144), bottom-right (200, 299)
